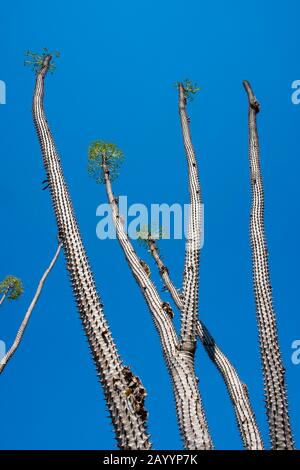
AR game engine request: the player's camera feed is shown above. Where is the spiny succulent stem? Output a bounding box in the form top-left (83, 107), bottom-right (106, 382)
top-left (147, 238), bottom-right (264, 449)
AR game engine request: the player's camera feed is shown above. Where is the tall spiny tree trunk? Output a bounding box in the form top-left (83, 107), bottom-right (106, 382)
top-left (102, 159), bottom-right (213, 449)
top-left (0, 244), bottom-right (62, 374)
top-left (147, 237), bottom-right (263, 449)
top-left (178, 84), bottom-right (201, 359)
top-left (243, 80), bottom-right (294, 450)
top-left (32, 55), bottom-right (151, 450)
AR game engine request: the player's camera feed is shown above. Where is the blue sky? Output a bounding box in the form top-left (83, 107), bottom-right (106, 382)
top-left (0, 0), bottom-right (299, 450)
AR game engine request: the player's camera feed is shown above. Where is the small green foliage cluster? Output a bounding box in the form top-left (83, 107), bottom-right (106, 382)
top-left (136, 225), bottom-right (166, 249)
top-left (88, 141), bottom-right (124, 183)
top-left (175, 79), bottom-right (200, 101)
top-left (24, 48), bottom-right (60, 74)
top-left (0, 276), bottom-right (24, 300)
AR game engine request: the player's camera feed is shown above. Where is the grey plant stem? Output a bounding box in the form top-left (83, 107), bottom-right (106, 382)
top-left (102, 158), bottom-right (213, 450)
top-left (0, 244), bottom-right (62, 374)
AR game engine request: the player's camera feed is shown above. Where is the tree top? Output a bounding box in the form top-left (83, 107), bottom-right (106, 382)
top-left (24, 48), bottom-right (60, 74)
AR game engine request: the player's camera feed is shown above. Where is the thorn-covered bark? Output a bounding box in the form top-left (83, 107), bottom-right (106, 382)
top-left (32, 55), bottom-right (151, 450)
top-left (178, 84), bottom-right (202, 356)
top-left (0, 290), bottom-right (9, 307)
top-left (147, 237), bottom-right (264, 449)
top-left (0, 244), bottom-right (62, 374)
top-left (243, 80), bottom-right (294, 450)
top-left (102, 161), bottom-right (213, 449)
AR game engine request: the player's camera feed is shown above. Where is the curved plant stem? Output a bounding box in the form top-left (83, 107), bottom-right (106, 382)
top-left (0, 244), bottom-right (62, 374)
top-left (32, 55), bottom-right (151, 450)
top-left (243, 80), bottom-right (294, 450)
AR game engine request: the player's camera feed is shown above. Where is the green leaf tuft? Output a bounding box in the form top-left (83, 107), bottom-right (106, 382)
top-left (174, 79), bottom-right (200, 101)
top-left (0, 276), bottom-right (24, 300)
top-left (87, 141), bottom-right (124, 184)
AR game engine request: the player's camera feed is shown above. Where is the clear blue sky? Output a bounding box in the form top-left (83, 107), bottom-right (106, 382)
top-left (0, 0), bottom-right (299, 450)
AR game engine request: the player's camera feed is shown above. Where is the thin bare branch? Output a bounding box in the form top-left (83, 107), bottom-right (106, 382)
top-left (0, 291), bottom-right (8, 306)
top-left (0, 244), bottom-right (62, 374)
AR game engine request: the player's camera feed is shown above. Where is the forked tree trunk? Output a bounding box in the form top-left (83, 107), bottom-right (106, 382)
top-left (32, 55), bottom-right (151, 450)
top-left (102, 160), bottom-right (213, 449)
top-left (147, 238), bottom-right (264, 449)
top-left (243, 80), bottom-right (294, 450)
top-left (0, 244), bottom-right (62, 374)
